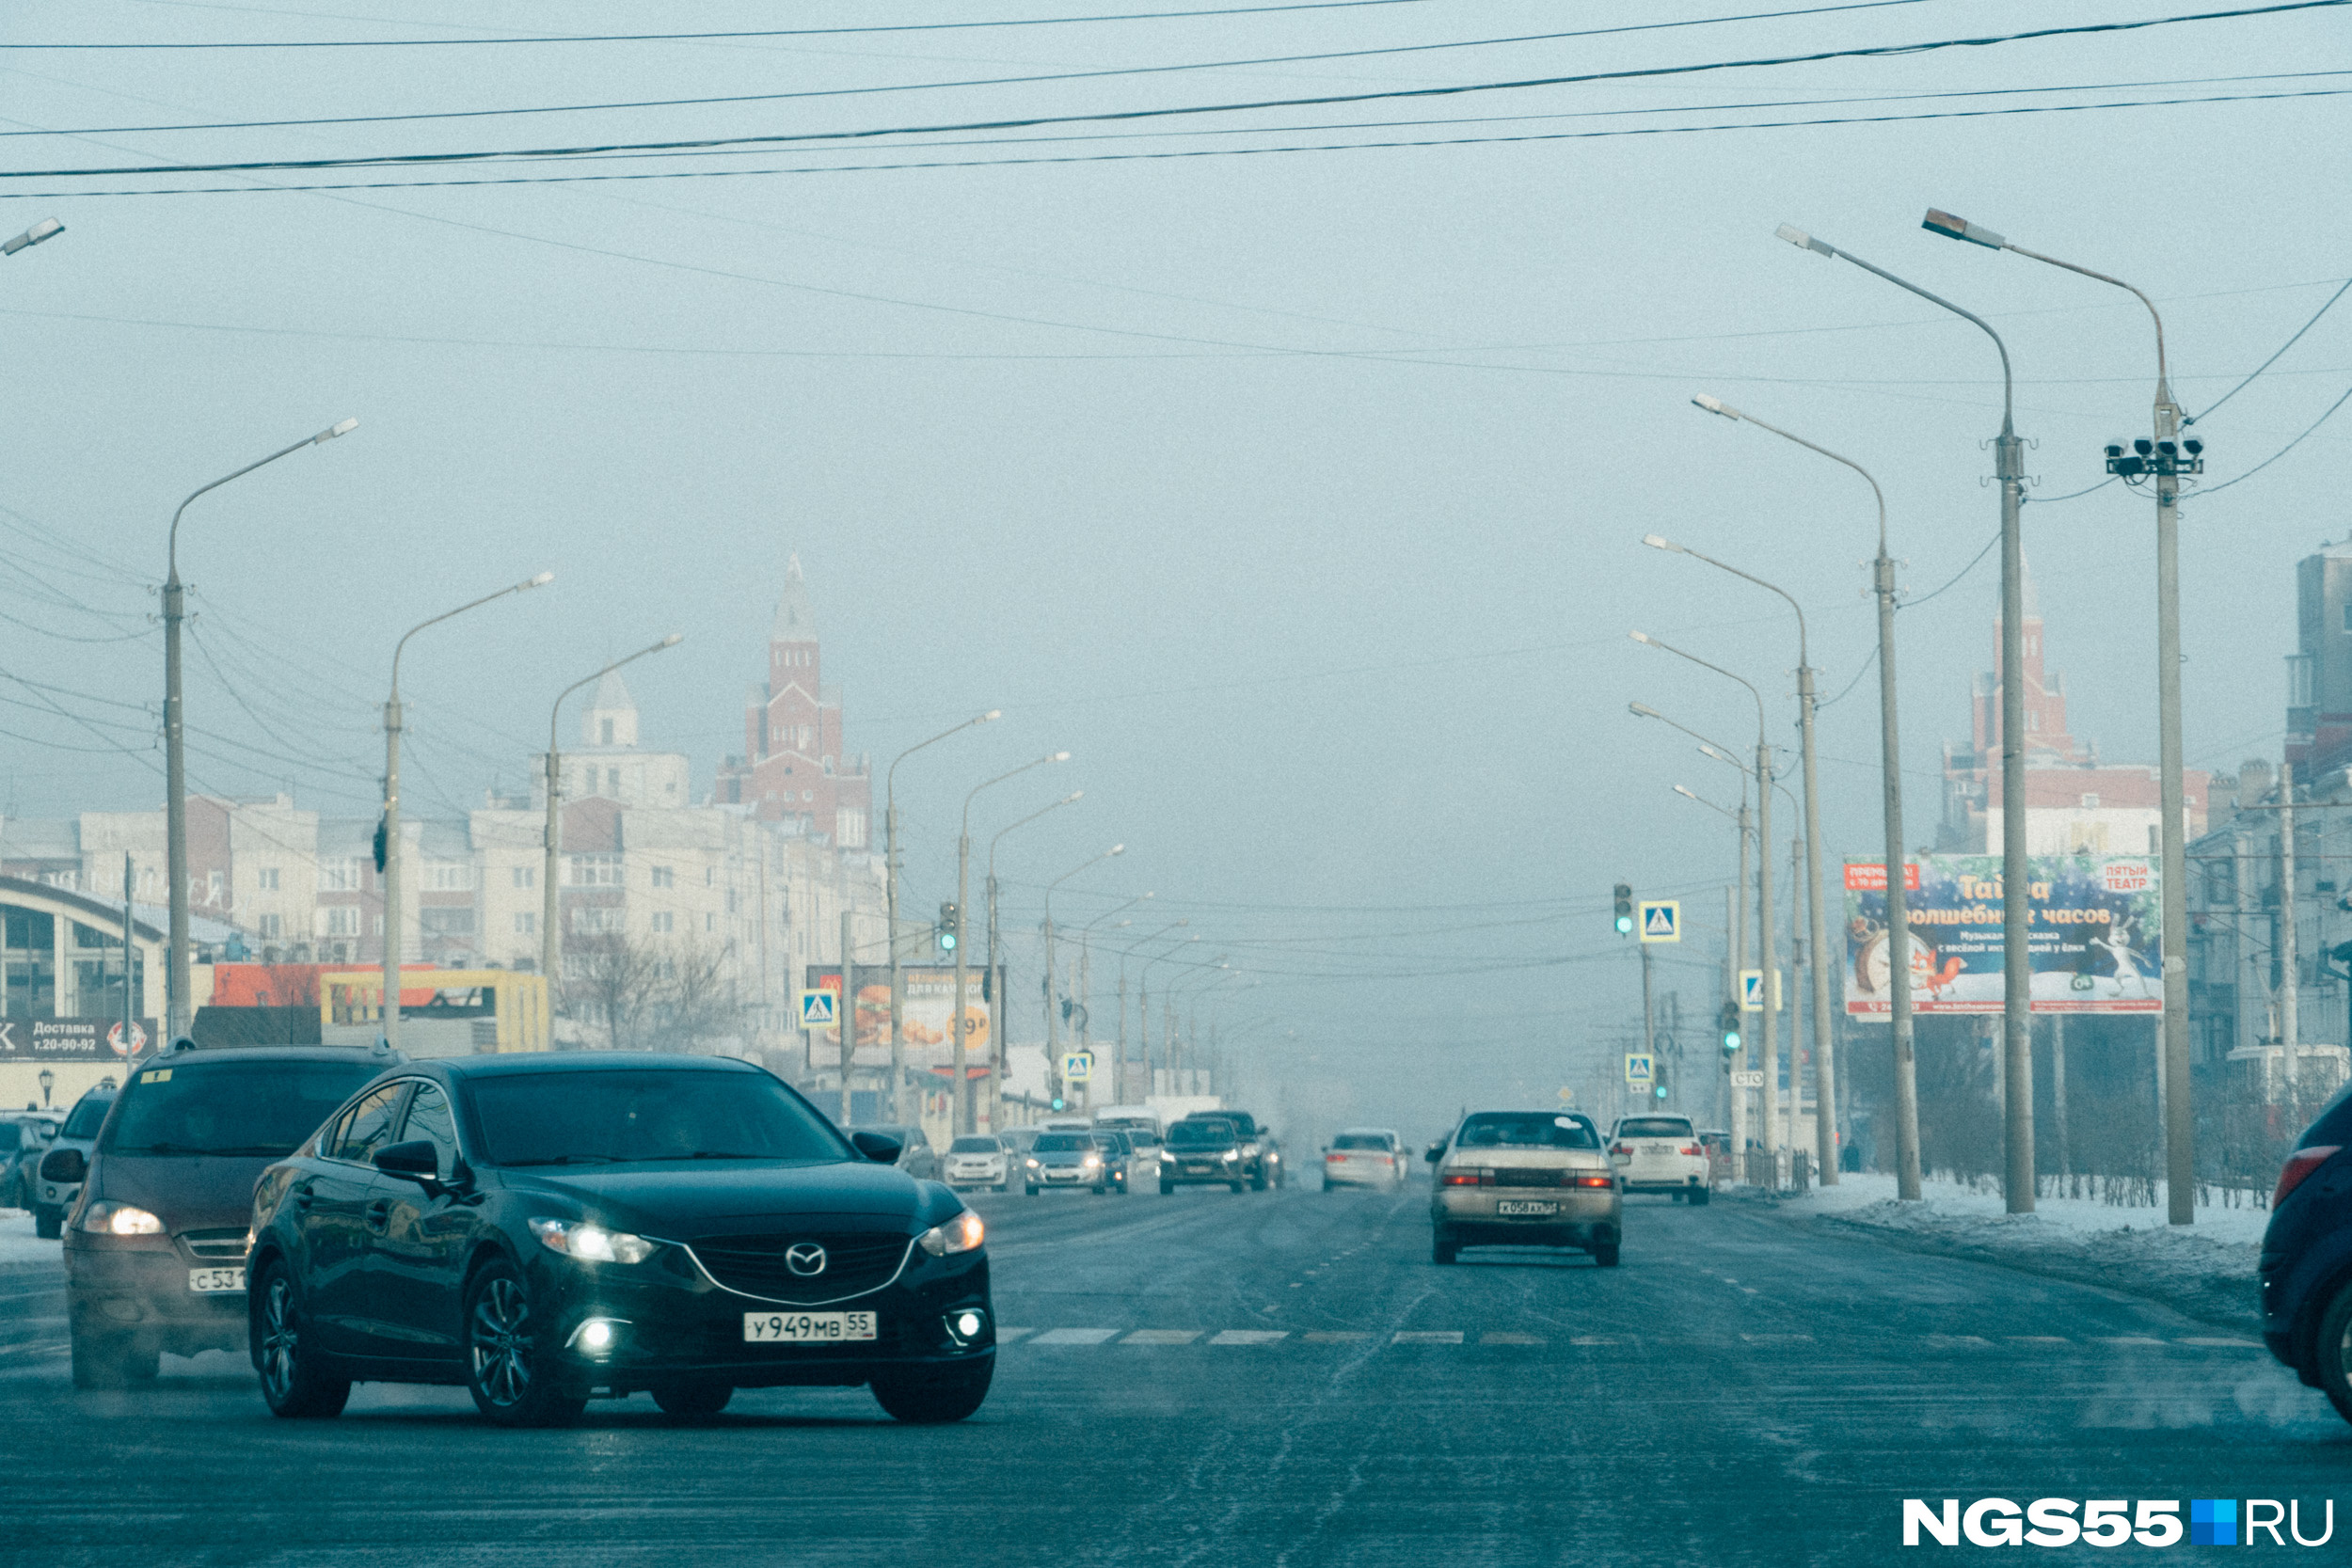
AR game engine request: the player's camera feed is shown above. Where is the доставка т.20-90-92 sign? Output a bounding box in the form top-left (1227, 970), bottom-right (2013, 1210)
top-left (1843, 854), bottom-right (2159, 1017)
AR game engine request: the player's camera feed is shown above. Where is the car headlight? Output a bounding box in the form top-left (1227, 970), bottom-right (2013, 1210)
top-left (1083, 1154), bottom-right (1101, 1167)
top-left (1243, 1143), bottom-right (1261, 1157)
top-left (529, 1217), bottom-right (656, 1265)
top-left (1026, 1157), bottom-right (1040, 1167)
top-left (1222, 1149), bottom-right (1238, 1162)
top-left (917, 1211), bottom-right (986, 1257)
top-left (77, 1201), bottom-right (162, 1236)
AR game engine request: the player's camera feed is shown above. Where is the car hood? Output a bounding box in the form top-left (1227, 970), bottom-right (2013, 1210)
top-left (491, 1157), bottom-right (926, 1237)
top-left (90, 1151), bottom-right (278, 1233)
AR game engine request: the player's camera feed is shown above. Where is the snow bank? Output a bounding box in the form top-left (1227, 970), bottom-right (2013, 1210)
top-left (1783, 1173), bottom-right (2265, 1332)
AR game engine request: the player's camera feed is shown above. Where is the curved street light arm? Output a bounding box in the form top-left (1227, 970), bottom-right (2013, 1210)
top-left (1779, 224), bottom-right (2013, 434)
top-left (167, 418), bottom-right (359, 580)
top-left (1628, 631), bottom-right (1766, 749)
top-left (1691, 395), bottom-right (1889, 554)
top-left (393, 570), bottom-right (553, 696)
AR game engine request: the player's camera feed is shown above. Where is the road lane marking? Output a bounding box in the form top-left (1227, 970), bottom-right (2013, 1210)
top-left (1031, 1328), bottom-right (1118, 1345)
top-left (1392, 1332), bottom-right (1463, 1344)
top-left (2008, 1336), bottom-right (2068, 1343)
top-left (1301, 1331), bottom-right (1370, 1342)
top-left (1480, 1332), bottom-right (1546, 1345)
top-left (1569, 1335), bottom-right (1624, 1345)
top-left (2176, 1337), bottom-right (2261, 1348)
top-left (1926, 1335), bottom-right (1993, 1347)
top-left (995, 1327), bottom-right (1035, 1341)
top-left (2092, 1336), bottom-right (2165, 1346)
top-left (1740, 1333), bottom-right (1814, 1343)
top-left (1209, 1330), bottom-right (1289, 1345)
top-left (1120, 1330), bottom-right (1201, 1345)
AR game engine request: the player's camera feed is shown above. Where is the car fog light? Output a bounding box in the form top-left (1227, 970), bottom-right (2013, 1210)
top-left (942, 1307), bottom-right (990, 1346)
top-left (565, 1317), bottom-right (629, 1354)
top-left (958, 1311), bottom-right (983, 1338)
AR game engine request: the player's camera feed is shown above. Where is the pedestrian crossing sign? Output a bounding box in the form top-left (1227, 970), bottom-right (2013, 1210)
top-left (1625, 1053), bottom-right (1654, 1085)
top-left (797, 989), bottom-right (838, 1029)
top-left (1061, 1051), bottom-right (1095, 1084)
top-left (1740, 970), bottom-right (1764, 1012)
top-left (1638, 899), bottom-right (1681, 942)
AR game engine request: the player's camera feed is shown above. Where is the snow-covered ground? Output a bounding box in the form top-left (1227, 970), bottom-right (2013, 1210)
top-left (0, 1211), bottom-right (59, 1266)
top-left (1780, 1173), bottom-right (2268, 1332)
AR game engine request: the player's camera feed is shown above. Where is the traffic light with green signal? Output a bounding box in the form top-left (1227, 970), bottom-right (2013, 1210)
top-left (937, 902), bottom-right (960, 953)
top-left (1613, 882), bottom-right (1634, 937)
top-left (1652, 1058), bottom-right (1670, 1101)
top-left (1719, 1001), bottom-right (1742, 1054)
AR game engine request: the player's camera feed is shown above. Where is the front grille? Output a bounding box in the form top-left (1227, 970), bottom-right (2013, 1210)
top-left (1492, 1169), bottom-right (1565, 1188)
top-left (688, 1232), bottom-right (912, 1304)
top-left (181, 1227), bottom-right (248, 1259)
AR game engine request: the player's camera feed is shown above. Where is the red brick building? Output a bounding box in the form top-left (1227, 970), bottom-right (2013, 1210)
top-left (714, 556), bottom-right (873, 848)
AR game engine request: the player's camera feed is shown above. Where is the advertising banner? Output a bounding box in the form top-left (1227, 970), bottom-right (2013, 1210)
top-left (1843, 854), bottom-right (2160, 1017)
top-left (0, 1017), bottom-right (157, 1061)
top-left (802, 964), bottom-right (999, 1061)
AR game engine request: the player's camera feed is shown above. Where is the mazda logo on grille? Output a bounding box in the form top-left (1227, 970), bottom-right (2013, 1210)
top-left (785, 1243), bottom-right (828, 1276)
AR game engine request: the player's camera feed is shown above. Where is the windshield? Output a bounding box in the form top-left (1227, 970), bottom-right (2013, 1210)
top-left (1034, 1132), bottom-right (1094, 1152)
top-left (1168, 1122), bottom-right (1235, 1148)
top-left (1617, 1117), bottom-right (1693, 1140)
top-left (62, 1096), bottom-right (113, 1139)
top-left (948, 1136), bottom-right (1001, 1153)
top-left (1333, 1132), bottom-right (1390, 1150)
top-left (0, 1124), bottom-right (21, 1153)
top-left (109, 1058), bottom-right (385, 1157)
top-left (1455, 1113), bottom-right (1599, 1150)
top-left (471, 1069), bottom-right (851, 1166)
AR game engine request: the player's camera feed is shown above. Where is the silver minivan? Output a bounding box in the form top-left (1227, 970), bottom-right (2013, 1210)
top-left (1426, 1110), bottom-right (1622, 1267)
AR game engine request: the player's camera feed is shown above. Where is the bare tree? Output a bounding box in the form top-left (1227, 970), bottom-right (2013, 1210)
top-left (564, 932), bottom-right (664, 1051)
top-left (563, 931), bottom-right (744, 1053)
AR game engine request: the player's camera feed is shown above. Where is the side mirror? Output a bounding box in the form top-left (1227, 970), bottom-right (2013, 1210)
top-left (851, 1131), bottom-right (903, 1165)
top-left (40, 1147), bottom-right (87, 1184)
top-left (1424, 1143), bottom-right (1445, 1165)
top-left (373, 1140), bottom-right (440, 1181)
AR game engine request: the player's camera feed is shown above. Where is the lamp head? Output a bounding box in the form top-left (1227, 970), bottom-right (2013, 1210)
top-left (314, 417), bottom-right (359, 444)
top-left (1062, 790), bottom-right (1083, 803)
top-left (1691, 393), bottom-right (1740, 420)
top-left (1641, 534), bottom-right (1677, 552)
top-left (1, 216), bottom-right (63, 256)
top-left (979, 710), bottom-right (1003, 722)
top-left (1674, 785), bottom-right (1699, 801)
top-left (521, 571), bottom-right (555, 590)
top-left (658, 633), bottom-right (684, 648)
top-left (1105, 844), bottom-right (1125, 858)
top-left (1629, 702), bottom-right (1660, 720)
top-left (1050, 751), bottom-right (1071, 762)
top-left (1775, 223), bottom-right (1833, 258)
top-left (1922, 208), bottom-right (2006, 249)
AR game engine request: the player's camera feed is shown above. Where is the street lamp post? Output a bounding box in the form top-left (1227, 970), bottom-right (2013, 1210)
top-left (1630, 630), bottom-right (1779, 1164)
top-left (1044, 847), bottom-right (1125, 1107)
top-left (162, 418), bottom-right (360, 1038)
top-left (1922, 206), bottom-right (2199, 1224)
top-left (986, 792), bottom-right (1085, 1132)
top-left (1778, 219), bottom-right (2033, 1214)
top-left (884, 711), bottom-right (999, 1124)
top-left (380, 572), bottom-right (554, 1051)
top-left (958, 752), bottom-right (1070, 1134)
top-left (541, 635), bottom-right (684, 988)
top-left (1643, 529), bottom-right (1839, 1184)
top-left (1173, 962), bottom-right (1233, 1090)
top-left (1132, 923), bottom-right (1192, 1093)
top-left (1078, 895), bottom-right (1153, 1099)
top-left (1687, 396), bottom-right (1916, 1193)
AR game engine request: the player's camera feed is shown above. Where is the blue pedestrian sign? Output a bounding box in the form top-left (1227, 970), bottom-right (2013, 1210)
top-left (797, 989), bottom-right (838, 1029)
top-left (1061, 1051), bottom-right (1095, 1084)
top-left (1638, 899), bottom-right (1681, 943)
top-left (1624, 1053), bottom-right (1654, 1085)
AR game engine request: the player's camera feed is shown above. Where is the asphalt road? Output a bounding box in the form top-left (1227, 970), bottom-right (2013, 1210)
top-left (5, 1185), bottom-right (2346, 1566)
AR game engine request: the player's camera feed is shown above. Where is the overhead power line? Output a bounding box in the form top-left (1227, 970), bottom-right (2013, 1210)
top-left (0, 0), bottom-right (2336, 181)
top-left (2190, 275), bottom-right (2352, 425)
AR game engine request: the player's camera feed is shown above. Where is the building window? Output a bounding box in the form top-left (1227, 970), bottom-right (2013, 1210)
top-left (257, 913), bottom-right (283, 940)
top-left (256, 867), bottom-right (280, 892)
top-left (515, 911), bottom-right (537, 935)
top-left (706, 912), bottom-right (717, 933)
top-left (2342, 602), bottom-right (2352, 634)
top-left (650, 911), bottom-right (675, 933)
top-left (567, 855), bottom-right (621, 887)
top-left (651, 865), bottom-right (675, 889)
top-left (426, 863), bottom-right (473, 892)
top-left (321, 858), bottom-right (365, 892)
top-left (572, 907), bottom-right (623, 935)
top-left (600, 718), bottom-right (615, 745)
top-left (706, 866), bottom-right (717, 886)
top-left (420, 907), bottom-right (475, 937)
top-left (836, 807), bottom-right (868, 848)
top-left (606, 768), bottom-right (622, 794)
top-left (324, 907), bottom-right (361, 938)
top-left (2080, 793), bottom-right (2100, 808)
top-left (512, 865), bottom-right (535, 889)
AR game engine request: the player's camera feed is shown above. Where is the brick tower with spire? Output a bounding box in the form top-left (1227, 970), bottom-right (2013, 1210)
top-left (714, 555), bottom-right (872, 847)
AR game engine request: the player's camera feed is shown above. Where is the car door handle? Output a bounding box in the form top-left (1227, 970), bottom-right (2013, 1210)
top-left (365, 1198), bottom-right (390, 1234)
top-left (290, 1186), bottom-right (314, 1211)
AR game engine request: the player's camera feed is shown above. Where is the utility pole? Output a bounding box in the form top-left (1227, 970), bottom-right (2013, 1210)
top-left (839, 908), bottom-right (854, 1126)
top-left (1640, 942), bottom-right (1656, 1077)
top-left (120, 853), bottom-right (135, 1053)
top-left (884, 711), bottom-right (1000, 1127)
top-left (1116, 969), bottom-right (1129, 1103)
top-left (2280, 760), bottom-right (2300, 1069)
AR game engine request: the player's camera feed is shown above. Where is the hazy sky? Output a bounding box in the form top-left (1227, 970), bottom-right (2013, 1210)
top-left (2, 0), bottom-right (2346, 1136)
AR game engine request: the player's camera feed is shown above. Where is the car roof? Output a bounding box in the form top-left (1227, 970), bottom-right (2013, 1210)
top-left (440, 1051), bottom-right (765, 1079)
top-left (149, 1045), bottom-right (402, 1066)
top-left (1335, 1126), bottom-right (1398, 1136)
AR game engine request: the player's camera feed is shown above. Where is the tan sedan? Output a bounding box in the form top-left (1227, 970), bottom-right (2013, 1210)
top-left (1426, 1110), bottom-right (1622, 1267)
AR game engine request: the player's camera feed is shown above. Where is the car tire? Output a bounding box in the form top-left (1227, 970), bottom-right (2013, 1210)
top-left (651, 1380), bottom-right (734, 1420)
top-left (33, 1205), bottom-right (61, 1240)
top-left (870, 1358), bottom-right (993, 1425)
top-left (464, 1257), bottom-right (586, 1429)
top-left (1592, 1244), bottom-right (1621, 1268)
top-left (1025, 1184), bottom-right (1039, 1196)
top-left (1692, 1187), bottom-right (1711, 1207)
top-left (1321, 1179), bottom-right (1332, 1193)
top-left (252, 1261), bottom-right (349, 1418)
top-left (1250, 1171), bottom-right (1268, 1192)
top-left (1091, 1184), bottom-right (1105, 1196)
top-left (995, 1181), bottom-right (1009, 1194)
top-left (2311, 1277), bottom-right (2352, 1426)
top-left (1433, 1232), bottom-right (1457, 1266)
top-left (1159, 1181), bottom-right (1174, 1196)
top-left (1229, 1181), bottom-right (1245, 1194)
top-left (69, 1324), bottom-right (159, 1391)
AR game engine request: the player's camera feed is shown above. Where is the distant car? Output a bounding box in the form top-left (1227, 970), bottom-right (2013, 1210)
top-left (1427, 1110), bottom-right (1621, 1267)
top-left (246, 1052), bottom-right (993, 1427)
top-left (34, 1087), bottom-right (118, 1240)
top-left (1091, 1131), bottom-right (1144, 1194)
top-left (1024, 1131), bottom-right (1107, 1195)
top-left (1160, 1117), bottom-right (1247, 1193)
top-left (850, 1124), bottom-right (940, 1182)
top-left (2260, 1090), bottom-right (2352, 1423)
top-left (1321, 1128), bottom-right (1408, 1191)
top-left (999, 1126), bottom-right (1041, 1157)
top-left (63, 1045), bottom-right (394, 1387)
top-left (1176, 1110), bottom-right (1284, 1190)
top-left (944, 1135), bottom-right (1010, 1194)
top-left (0, 1117), bottom-right (53, 1211)
top-left (1608, 1114), bottom-right (1711, 1204)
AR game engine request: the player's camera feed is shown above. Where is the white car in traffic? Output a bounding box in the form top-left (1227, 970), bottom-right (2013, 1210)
top-left (1321, 1128), bottom-right (1409, 1190)
top-left (1608, 1114), bottom-right (1710, 1203)
top-left (944, 1134), bottom-right (1011, 1193)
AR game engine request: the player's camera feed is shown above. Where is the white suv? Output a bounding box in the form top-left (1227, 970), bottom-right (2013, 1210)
top-left (1608, 1114), bottom-right (1710, 1204)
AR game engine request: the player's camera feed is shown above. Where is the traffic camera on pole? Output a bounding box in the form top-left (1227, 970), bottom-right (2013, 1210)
top-left (1719, 1001), bottom-right (1742, 1054)
top-left (1613, 883), bottom-right (1634, 937)
top-left (937, 903), bottom-right (959, 953)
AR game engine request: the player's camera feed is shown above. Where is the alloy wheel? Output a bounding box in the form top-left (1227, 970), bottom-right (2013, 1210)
top-left (260, 1275), bottom-right (300, 1402)
top-left (471, 1275), bottom-right (533, 1406)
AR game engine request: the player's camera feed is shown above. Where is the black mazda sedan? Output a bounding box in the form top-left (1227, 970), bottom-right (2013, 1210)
top-left (246, 1053), bottom-right (993, 1428)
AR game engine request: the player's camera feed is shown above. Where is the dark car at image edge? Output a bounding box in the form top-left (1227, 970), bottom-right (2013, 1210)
top-left (2258, 1085), bottom-right (2352, 1423)
top-left (245, 1052), bottom-right (994, 1427)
